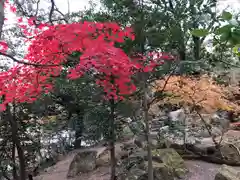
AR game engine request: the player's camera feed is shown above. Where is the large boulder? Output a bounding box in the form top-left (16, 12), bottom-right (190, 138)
top-left (67, 150), bottom-right (97, 178)
top-left (187, 136), bottom-right (240, 166)
top-left (118, 152), bottom-right (175, 180)
top-left (151, 148), bottom-right (188, 178)
top-left (96, 150), bottom-right (110, 167)
top-left (214, 165), bottom-right (240, 180)
top-left (117, 148), bottom-right (188, 180)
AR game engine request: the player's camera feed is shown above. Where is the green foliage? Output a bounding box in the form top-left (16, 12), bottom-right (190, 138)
top-left (221, 11), bottom-right (233, 21)
top-left (192, 11), bottom-right (240, 49)
top-left (191, 29), bottom-right (209, 37)
top-left (214, 25), bottom-right (233, 35)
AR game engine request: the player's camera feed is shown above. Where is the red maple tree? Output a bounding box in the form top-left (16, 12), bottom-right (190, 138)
top-left (0, 1), bottom-right (172, 110)
top-left (0, 2), bottom-right (175, 180)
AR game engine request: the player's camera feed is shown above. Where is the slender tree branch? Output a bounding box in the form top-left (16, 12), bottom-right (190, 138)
top-left (49, 0), bottom-right (55, 25)
top-left (0, 52), bottom-right (63, 67)
top-left (147, 61), bottom-right (179, 106)
top-left (0, 0), bottom-right (5, 39)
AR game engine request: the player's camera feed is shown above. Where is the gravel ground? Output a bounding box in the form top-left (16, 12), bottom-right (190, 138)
top-left (184, 160), bottom-right (223, 180)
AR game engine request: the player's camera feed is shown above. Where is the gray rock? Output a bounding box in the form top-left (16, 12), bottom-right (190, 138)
top-left (189, 137), bottom-right (240, 166)
top-left (152, 148), bottom-right (188, 178)
top-left (67, 150), bottom-right (97, 178)
top-left (168, 109), bottom-right (186, 123)
top-left (215, 164), bottom-right (240, 180)
top-left (118, 149), bottom-right (181, 180)
top-left (210, 113), bottom-right (230, 131)
top-left (212, 127), bottom-right (223, 137)
top-left (129, 120), bottom-right (145, 135)
top-left (122, 126), bottom-right (134, 139)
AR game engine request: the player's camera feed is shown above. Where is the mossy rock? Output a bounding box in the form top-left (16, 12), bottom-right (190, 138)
top-left (215, 164), bottom-right (240, 180)
top-left (118, 161), bottom-right (174, 180)
top-left (145, 161), bottom-right (175, 180)
top-left (118, 149), bottom-right (187, 180)
top-left (152, 148), bottom-right (188, 178)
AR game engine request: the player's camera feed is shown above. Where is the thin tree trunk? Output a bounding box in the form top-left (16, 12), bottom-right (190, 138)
top-left (109, 98), bottom-right (116, 180)
top-left (15, 140), bottom-right (26, 180)
top-left (74, 111), bottom-right (84, 149)
top-left (6, 103), bottom-right (26, 180)
top-left (143, 82), bottom-right (154, 180)
top-left (193, 36), bottom-right (200, 60)
top-left (11, 142), bottom-right (18, 180)
top-left (74, 126), bottom-right (83, 149)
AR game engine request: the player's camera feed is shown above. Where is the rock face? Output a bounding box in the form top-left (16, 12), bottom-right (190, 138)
top-left (214, 165), bottom-right (240, 180)
top-left (117, 148), bottom-right (188, 180)
top-left (67, 150), bottom-right (97, 178)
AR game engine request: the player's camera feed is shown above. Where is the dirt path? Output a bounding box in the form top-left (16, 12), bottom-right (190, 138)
top-left (34, 143), bottom-right (120, 180)
top-left (184, 160), bottom-right (240, 180)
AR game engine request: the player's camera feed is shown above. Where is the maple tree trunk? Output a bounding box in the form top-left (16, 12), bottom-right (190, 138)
top-left (6, 104), bottom-right (26, 180)
top-left (16, 141), bottom-right (26, 180)
top-left (143, 83), bottom-right (154, 180)
top-left (74, 129), bottom-right (82, 149)
top-left (109, 98), bottom-right (116, 180)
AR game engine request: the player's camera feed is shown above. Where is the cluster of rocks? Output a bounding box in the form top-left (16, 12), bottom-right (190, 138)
top-left (66, 139), bottom-right (240, 180)
top-left (65, 103), bottom-right (240, 180)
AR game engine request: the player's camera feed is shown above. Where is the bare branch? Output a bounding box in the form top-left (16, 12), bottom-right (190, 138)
top-left (147, 61), bottom-right (179, 107)
top-left (49, 0), bottom-right (55, 25)
top-left (0, 0), bottom-right (5, 38)
top-left (0, 52), bottom-right (63, 67)
top-left (34, 0), bottom-right (41, 17)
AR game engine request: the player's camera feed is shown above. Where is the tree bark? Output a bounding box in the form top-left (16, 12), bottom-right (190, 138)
top-left (74, 126), bottom-right (83, 149)
top-left (0, 0), bottom-right (5, 38)
top-left (190, 1), bottom-right (200, 60)
top-left (109, 98), bottom-right (116, 180)
top-left (11, 142), bottom-right (19, 180)
top-left (143, 82), bottom-right (154, 180)
top-left (6, 104), bottom-right (26, 180)
top-left (74, 111), bottom-right (84, 149)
